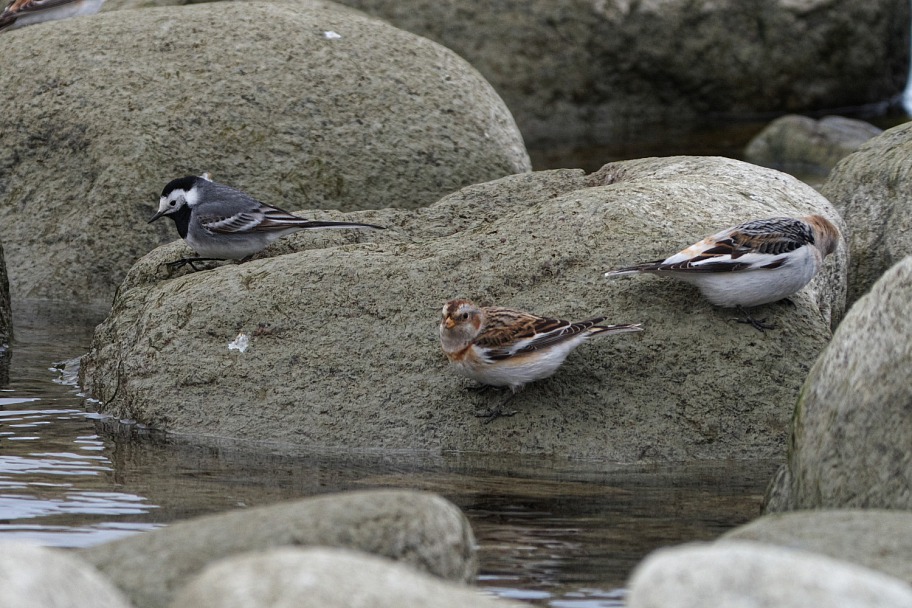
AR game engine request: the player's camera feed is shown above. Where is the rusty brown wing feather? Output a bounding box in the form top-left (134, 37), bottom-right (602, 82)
top-left (3, 0), bottom-right (77, 16)
top-left (476, 308), bottom-right (605, 361)
top-left (473, 308), bottom-right (545, 349)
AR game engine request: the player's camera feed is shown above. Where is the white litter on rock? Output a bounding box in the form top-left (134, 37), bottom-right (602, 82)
top-left (228, 334), bottom-right (249, 353)
top-left (323, 30), bottom-right (342, 39)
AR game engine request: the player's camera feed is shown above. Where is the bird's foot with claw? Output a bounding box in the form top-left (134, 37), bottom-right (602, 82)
top-left (164, 257), bottom-right (223, 272)
top-left (474, 404), bottom-right (518, 424)
top-left (467, 384), bottom-right (496, 394)
top-left (733, 307), bottom-right (775, 332)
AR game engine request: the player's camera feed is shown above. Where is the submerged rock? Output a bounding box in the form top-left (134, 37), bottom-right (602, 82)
top-left (764, 256), bottom-right (912, 511)
top-left (0, 0), bottom-right (528, 303)
top-left (627, 541), bottom-right (912, 608)
top-left (79, 489), bottom-right (476, 608)
top-left (724, 510), bottom-right (912, 586)
top-left (744, 115), bottom-right (882, 176)
top-left (172, 547), bottom-right (522, 608)
top-left (81, 157), bottom-right (846, 461)
top-left (0, 542), bottom-right (133, 608)
top-left (822, 121), bottom-right (912, 306)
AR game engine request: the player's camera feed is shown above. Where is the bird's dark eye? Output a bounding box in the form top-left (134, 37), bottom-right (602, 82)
top-left (169, 200), bottom-right (176, 206)
top-left (460, 312), bottom-right (469, 320)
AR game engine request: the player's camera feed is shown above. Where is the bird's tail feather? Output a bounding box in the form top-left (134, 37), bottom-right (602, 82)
top-left (590, 323), bottom-right (643, 336)
top-left (603, 268), bottom-right (642, 279)
top-left (260, 215), bottom-right (384, 231)
top-left (293, 220), bottom-right (384, 231)
top-left (604, 261), bottom-right (664, 279)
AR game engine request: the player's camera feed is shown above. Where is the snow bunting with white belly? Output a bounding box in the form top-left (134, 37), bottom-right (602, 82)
top-left (439, 299), bottom-right (642, 422)
top-left (0, 0), bottom-right (104, 32)
top-left (604, 214), bottom-right (840, 330)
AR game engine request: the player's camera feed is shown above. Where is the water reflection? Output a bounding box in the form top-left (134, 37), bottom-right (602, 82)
top-left (0, 403), bottom-right (162, 546)
top-left (0, 522), bottom-right (161, 548)
top-left (0, 301), bottom-right (163, 548)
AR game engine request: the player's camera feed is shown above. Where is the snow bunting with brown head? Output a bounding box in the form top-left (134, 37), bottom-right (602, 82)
top-left (0, 0), bottom-right (104, 32)
top-left (604, 214), bottom-right (840, 330)
top-left (439, 299), bottom-right (642, 422)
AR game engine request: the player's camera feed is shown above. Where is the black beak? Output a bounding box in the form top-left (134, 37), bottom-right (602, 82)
top-left (148, 210), bottom-right (165, 223)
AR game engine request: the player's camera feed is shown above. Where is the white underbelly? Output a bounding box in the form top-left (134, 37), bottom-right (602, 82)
top-left (681, 259), bottom-right (818, 308)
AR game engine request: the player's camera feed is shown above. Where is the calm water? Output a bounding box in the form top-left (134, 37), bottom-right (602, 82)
top-left (530, 110), bottom-right (911, 179)
top-left (0, 298), bottom-right (776, 606)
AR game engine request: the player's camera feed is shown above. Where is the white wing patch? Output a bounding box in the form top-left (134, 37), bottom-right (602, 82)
top-left (202, 212), bottom-right (264, 234)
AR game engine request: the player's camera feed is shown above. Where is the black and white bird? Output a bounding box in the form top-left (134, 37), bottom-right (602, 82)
top-left (604, 215), bottom-right (840, 330)
top-left (149, 174), bottom-right (383, 269)
top-left (0, 0), bottom-right (103, 32)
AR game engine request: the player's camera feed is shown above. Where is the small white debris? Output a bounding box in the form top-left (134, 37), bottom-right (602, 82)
top-left (228, 333), bottom-right (250, 353)
top-left (323, 30), bottom-right (342, 39)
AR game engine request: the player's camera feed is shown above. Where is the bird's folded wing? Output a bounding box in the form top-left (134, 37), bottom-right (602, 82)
top-left (480, 315), bottom-right (599, 360)
top-left (198, 211), bottom-right (266, 234)
top-left (659, 250), bottom-right (789, 273)
top-left (4, 0), bottom-right (75, 15)
top-left (659, 221), bottom-right (810, 273)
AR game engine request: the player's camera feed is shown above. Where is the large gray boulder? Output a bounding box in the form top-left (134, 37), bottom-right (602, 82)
top-left (81, 157), bottom-right (846, 461)
top-left (79, 490), bottom-right (476, 608)
top-left (765, 256), bottom-right (912, 511)
top-left (822, 121), bottom-right (912, 306)
top-left (0, 542), bottom-right (133, 608)
top-left (744, 115), bottom-right (882, 178)
top-left (172, 547), bottom-right (523, 608)
top-left (325, 0), bottom-right (907, 147)
top-left (627, 541), bottom-right (912, 608)
top-left (723, 510), bottom-right (912, 586)
top-left (0, 1), bottom-right (529, 304)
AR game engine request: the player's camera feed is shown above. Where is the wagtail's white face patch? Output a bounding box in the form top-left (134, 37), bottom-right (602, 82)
top-left (151, 176), bottom-right (203, 222)
top-left (157, 188), bottom-right (187, 216)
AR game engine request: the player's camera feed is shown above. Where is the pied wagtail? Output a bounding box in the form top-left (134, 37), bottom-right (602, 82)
top-left (149, 174), bottom-right (383, 270)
